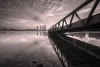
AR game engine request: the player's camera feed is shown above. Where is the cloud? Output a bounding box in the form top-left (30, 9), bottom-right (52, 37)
top-left (0, 0), bottom-right (100, 29)
top-left (78, 4), bottom-right (100, 14)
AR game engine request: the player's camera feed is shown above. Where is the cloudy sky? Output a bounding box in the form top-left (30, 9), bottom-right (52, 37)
top-left (0, 0), bottom-right (100, 29)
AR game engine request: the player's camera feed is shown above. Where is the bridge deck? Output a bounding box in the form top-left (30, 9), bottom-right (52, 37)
top-left (49, 13), bottom-right (100, 33)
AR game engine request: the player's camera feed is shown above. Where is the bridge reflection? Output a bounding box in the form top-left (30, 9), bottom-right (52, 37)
top-left (48, 33), bottom-right (100, 67)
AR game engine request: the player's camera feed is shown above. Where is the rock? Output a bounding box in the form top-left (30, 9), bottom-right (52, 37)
top-left (36, 64), bottom-right (43, 67)
top-left (32, 60), bottom-right (37, 63)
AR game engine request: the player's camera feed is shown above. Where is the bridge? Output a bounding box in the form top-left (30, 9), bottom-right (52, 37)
top-left (48, 0), bottom-right (100, 67)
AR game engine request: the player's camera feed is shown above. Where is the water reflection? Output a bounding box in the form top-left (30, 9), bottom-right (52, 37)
top-left (0, 31), bottom-right (62, 67)
top-left (65, 32), bottom-right (100, 47)
top-left (48, 33), bottom-right (100, 67)
top-left (0, 31), bottom-right (48, 37)
top-left (33, 31), bottom-right (48, 37)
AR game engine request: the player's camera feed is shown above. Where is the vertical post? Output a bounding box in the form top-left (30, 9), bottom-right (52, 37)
top-left (53, 26), bottom-right (55, 31)
top-left (69, 14), bottom-right (74, 28)
top-left (75, 12), bottom-right (84, 25)
top-left (64, 20), bottom-right (68, 28)
top-left (85, 0), bottom-right (100, 25)
top-left (62, 20), bottom-right (65, 30)
top-left (55, 25), bottom-right (57, 31)
top-left (58, 23), bottom-right (61, 30)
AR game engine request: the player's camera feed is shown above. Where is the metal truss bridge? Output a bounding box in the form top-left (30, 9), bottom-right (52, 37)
top-left (48, 0), bottom-right (100, 67)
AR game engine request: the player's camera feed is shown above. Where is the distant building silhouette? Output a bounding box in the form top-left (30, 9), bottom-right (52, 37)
top-left (35, 25), bottom-right (46, 31)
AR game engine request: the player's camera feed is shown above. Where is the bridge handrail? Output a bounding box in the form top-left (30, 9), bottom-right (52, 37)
top-left (49, 0), bottom-right (99, 31)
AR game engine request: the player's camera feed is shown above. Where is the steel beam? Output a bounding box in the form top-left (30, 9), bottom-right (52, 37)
top-left (49, 0), bottom-right (93, 31)
top-left (75, 12), bottom-right (84, 25)
top-left (69, 14), bottom-right (74, 28)
top-left (48, 0), bottom-right (100, 33)
top-left (85, 0), bottom-right (100, 25)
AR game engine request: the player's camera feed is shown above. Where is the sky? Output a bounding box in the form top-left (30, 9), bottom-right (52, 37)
top-left (0, 0), bottom-right (100, 29)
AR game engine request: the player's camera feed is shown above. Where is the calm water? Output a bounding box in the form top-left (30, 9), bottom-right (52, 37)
top-left (1, 31), bottom-right (99, 67)
top-left (66, 32), bottom-right (100, 47)
top-left (0, 31), bottom-right (62, 67)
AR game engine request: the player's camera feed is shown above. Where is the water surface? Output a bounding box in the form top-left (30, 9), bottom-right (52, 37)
top-left (0, 31), bottom-right (62, 67)
top-left (66, 32), bottom-right (100, 47)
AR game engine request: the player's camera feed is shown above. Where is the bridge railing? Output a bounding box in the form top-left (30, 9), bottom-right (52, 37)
top-left (48, 0), bottom-right (100, 32)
